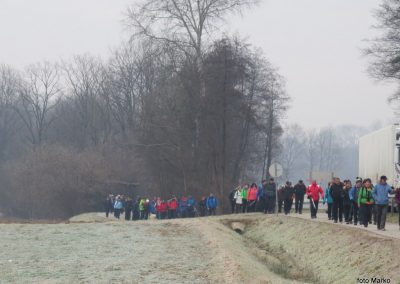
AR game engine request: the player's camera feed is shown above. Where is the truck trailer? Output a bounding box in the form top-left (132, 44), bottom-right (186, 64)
top-left (358, 124), bottom-right (400, 187)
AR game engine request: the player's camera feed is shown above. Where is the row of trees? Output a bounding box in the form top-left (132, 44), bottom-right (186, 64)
top-left (277, 123), bottom-right (384, 185)
top-left (0, 0), bottom-right (289, 218)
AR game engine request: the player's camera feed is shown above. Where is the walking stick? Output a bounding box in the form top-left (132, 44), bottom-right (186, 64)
top-left (310, 198), bottom-right (316, 209)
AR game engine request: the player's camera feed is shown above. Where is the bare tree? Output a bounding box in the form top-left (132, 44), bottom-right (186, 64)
top-left (108, 41), bottom-right (160, 136)
top-left (278, 124), bottom-right (306, 181)
top-left (365, 0), bottom-right (400, 110)
top-left (0, 65), bottom-right (21, 160)
top-left (63, 55), bottom-right (112, 148)
top-left (15, 62), bottom-right (62, 146)
top-left (305, 130), bottom-right (317, 174)
top-left (126, 0), bottom-right (259, 163)
top-left (126, 0), bottom-right (258, 62)
top-left (260, 72), bottom-right (289, 180)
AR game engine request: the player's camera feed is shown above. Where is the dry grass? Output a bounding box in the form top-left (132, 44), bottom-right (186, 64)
top-left (0, 213), bottom-right (399, 283)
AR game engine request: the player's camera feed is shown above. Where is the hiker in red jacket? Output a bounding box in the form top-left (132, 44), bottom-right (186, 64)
top-left (307, 180), bottom-right (324, 219)
top-left (247, 183), bottom-right (258, 212)
top-left (167, 197), bottom-right (178, 219)
top-left (156, 200), bottom-right (168, 220)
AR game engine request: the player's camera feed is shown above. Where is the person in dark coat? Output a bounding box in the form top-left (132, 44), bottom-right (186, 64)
top-left (294, 180), bottom-right (306, 214)
top-left (277, 186), bottom-right (284, 213)
top-left (283, 181), bottom-right (295, 215)
top-left (257, 180), bottom-right (266, 213)
top-left (264, 178), bottom-right (277, 214)
top-left (229, 189), bottom-right (236, 214)
top-left (343, 180), bottom-right (352, 224)
top-left (330, 177), bottom-right (344, 223)
top-left (124, 197), bottom-right (133, 220)
top-left (104, 194), bottom-right (113, 218)
top-left (132, 197), bottom-right (141, 221)
top-left (199, 197), bottom-right (207, 217)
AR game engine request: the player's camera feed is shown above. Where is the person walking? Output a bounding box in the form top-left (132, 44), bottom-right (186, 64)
top-left (283, 181), bottom-right (295, 215)
top-left (124, 197), bottom-right (133, 221)
top-left (179, 196), bottom-right (188, 218)
top-left (234, 186), bottom-right (243, 213)
top-left (247, 183), bottom-right (258, 212)
top-left (156, 200), bottom-right (168, 220)
top-left (139, 198), bottom-right (146, 220)
top-left (264, 178), bottom-right (277, 214)
top-left (358, 179), bottom-right (375, 228)
top-left (105, 194), bottom-right (113, 218)
top-left (132, 197), bottom-right (141, 221)
top-left (257, 180), bottom-right (266, 212)
top-left (307, 180), bottom-right (324, 219)
top-left (167, 197), bottom-right (178, 219)
top-left (187, 196), bottom-right (196, 218)
top-left (229, 188), bottom-right (236, 214)
top-left (199, 197), bottom-right (207, 217)
top-left (206, 193), bottom-right (218, 216)
top-left (330, 177), bottom-right (344, 223)
top-left (343, 180), bottom-right (353, 224)
top-left (323, 182), bottom-right (333, 220)
top-left (277, 186), bottom-right (284, 213)
top-left (350, 178), bottom-right (362, 225)
top-left (241, 184), bottom-right (248, 213)
top-left (372, 175), bottom-right (394, 231)
top-left (294, 180), bottom-right (306, 214)
top-left (113, 195), bottom-right (123, 219)
top-left (395, 188), bottom-right (400, 230)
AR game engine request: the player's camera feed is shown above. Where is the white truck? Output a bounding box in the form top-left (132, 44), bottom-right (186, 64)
top-left (359, 125), bottom-right (400, 212)
top-left (359, 124), bottom-right (400, 187)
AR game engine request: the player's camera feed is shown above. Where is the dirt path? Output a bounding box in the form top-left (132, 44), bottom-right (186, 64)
top-left (286, 210), bottom-right (400, 239)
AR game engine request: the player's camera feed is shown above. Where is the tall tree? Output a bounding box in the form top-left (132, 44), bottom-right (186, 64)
top-left (365, 0), bottom-right (400, 108)
top-left (126, 0), bottom-right (258, 62)
top-left (0, 65), bottom-right (20, 160)
top-left (15, 62), bottom-right (62, 146)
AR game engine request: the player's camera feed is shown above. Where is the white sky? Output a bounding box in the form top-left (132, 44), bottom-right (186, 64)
top-left (0, 0), bottom-right (396, 128)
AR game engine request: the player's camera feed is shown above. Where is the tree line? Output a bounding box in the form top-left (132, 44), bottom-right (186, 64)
top-left (0, 0), bottom-right (289, 219)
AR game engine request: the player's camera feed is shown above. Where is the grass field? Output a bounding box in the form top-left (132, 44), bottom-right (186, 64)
top-left (0, 213), bottom-right (399, 283)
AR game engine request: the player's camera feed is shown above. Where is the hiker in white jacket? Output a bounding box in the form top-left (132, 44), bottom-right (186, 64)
top-left (234, 187), bottom-right (243, 213)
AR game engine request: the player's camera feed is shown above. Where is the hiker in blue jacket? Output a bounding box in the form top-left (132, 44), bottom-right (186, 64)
top-left (372, 175), bottom-right (394, 231)
top-left (323, 182), bottom-right (333, 220)
top-left (187, 196), bottom-right (196, 217)
top-left (206, 193), bottom-right (218, 216)
top-left (113, 195), bottom-right (124, 219)
top-left (257, 180), bottom-right (266, 213)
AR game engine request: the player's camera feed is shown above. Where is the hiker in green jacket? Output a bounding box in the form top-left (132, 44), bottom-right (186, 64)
top-left (358, 178), bottom-right (375, 228)
top-left (241, 184), bottom-right (248, 213)
top-left (139, 198), bottom-right (146, 220)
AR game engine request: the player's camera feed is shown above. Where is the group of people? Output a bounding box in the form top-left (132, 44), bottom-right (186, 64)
top-left (228, 178), bottom-right (308, 215)
top-left (229, 175), bottom-right (400, 231)
top-left (319, 175), bottom-right (400, 230)
top-left (105, 194), bottom-right (219, 220)
top-left (104, 175), bottom-right (400, 231)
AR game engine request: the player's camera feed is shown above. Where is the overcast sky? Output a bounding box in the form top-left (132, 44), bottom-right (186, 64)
top-left (0, 0), bottom-right (396, 129)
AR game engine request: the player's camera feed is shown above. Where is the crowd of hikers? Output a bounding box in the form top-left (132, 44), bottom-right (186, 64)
top-left (104, 194), bottom-right (218, 220)
top-left (104, 176), bottom-right (400, 231)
